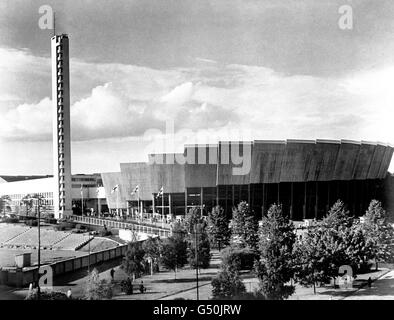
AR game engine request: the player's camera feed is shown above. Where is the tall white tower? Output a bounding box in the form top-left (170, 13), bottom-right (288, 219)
top-left (51, 34), bottom-right (72, 219)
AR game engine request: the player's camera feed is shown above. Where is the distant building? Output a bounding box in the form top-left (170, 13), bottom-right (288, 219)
top-left (0, 174), bottom-right (107, 217)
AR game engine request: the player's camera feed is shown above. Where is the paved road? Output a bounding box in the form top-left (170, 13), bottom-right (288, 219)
top-left (344, 270), bottom-right (394, 300)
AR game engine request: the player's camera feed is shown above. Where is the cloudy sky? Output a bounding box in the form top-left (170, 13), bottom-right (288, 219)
top-left (1, 0), bottom-right (394, 174)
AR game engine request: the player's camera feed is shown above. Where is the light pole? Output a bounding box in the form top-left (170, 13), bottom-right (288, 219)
top-left (194, 224), bottom-right (199, 301)
top-left (30, 196), bottom-right (42, 298)
top-left (81, 184), bottom-right (90, 273)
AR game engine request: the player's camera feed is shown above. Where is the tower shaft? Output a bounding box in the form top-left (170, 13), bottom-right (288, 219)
top-left (51, 34), bottom-right (72, 219)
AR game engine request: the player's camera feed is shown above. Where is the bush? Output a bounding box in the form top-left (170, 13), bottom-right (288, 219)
top-left (56, 221), bottom-right (75, 231)
top-left (25, 220), bottom-right (38, 227)
top-left (2, 217), bottom-right (19, 224)
top-left (26, 290), bottom-right (72, 300)
top-left (84, 269), bottom-right (113, 300)
top-left (221, 246), bottom-right (258, 272)
top-left (99, 228), bottom-right (112, 237)
top-left (211, 267), bottom-right (246, 299)
top-left (45, 218), bottom-right (57, 225)
top-left (120, 279), bottom-right (134, 295)
top-left (75, 224), bottom-right (86, 230)
top-left (71, 228), bottom-right (84, 234)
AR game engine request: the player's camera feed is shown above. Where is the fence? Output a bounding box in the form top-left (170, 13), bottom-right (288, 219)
top-left (0, 243), bottom-right (131, 287)
top-left (70, 215), bottom-right (171, 238)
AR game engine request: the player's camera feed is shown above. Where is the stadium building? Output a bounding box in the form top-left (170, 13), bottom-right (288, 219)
top-left (101, 140), bottom-right (394, 220)
top-left (1, 35), bottom-right (393, 223)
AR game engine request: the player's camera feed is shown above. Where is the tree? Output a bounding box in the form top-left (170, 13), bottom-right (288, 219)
top-left (362, 200), bottom-right (394, 269)
top-left (188, 224), bottom-right (211, 269)
top-left (122, 241), bottom-right (146, 278)
top-left (231, 201), bottom-right (259, 250)
top-left (160, 237), bottom-right (188, 279)
top-left (20, 194), bottom-right (35, 217)
top-left (211, 265), bottom-right (246, 299)
top-left (221, 245), bottom-right (258, 272)
top-left (160, 222), bottom-right (188, 279)
top-left (293, 227), bottom-right (341, 293)
top-left (84, 268), bottom-right (113, 300)
top-left (183, 208), bottom-right (211, 269)
top-left (294, 200), bottom-right (375, 292)
top-left (207, 206), bottom-right (231, 250)
top-left (20, 193), bottom-right (45, 217)
top-left (142, 236), bottom-right (162, 273)
top-left (322, 199), bottom-right (354, 230)
top-left (0, 195), bottom-right (11, 215)
top-left (255, 204), bottom-right (296, 300)
top-left (184, 207), bottom-right (204, 234)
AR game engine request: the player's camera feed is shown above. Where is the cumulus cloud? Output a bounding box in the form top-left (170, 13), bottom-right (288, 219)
top-left (1, 47), bottom-right (394, 150)
top-left (0, 97), bottom-right (52, 141)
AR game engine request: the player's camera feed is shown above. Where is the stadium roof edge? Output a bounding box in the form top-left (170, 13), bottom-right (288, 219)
top-left (286, 139), bottom-right (316, 144)
top-left (316, 139), bottom-right (341, 144)
top-left (341, 139), bottom-right (361, 144)
top-left (254, 140), bottom-right (286, 144)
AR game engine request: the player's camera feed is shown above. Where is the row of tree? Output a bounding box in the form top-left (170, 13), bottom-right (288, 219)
top-left (121, 208), bottom-right (212, 280)
top-left (209, 199), bottom-right (394, 300)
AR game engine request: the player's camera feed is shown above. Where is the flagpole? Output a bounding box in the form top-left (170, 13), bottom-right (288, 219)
top-left (81, 184), bottom-right (83, 216)
top-left (138, 188), bottom-right (140, 218)
top-left (117, 187), bottom-right (119, 217)
top-left (162, 186), bottom-right (164, 224)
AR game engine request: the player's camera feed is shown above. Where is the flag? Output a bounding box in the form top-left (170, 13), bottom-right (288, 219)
top-left (156, 186), bottom-right (163, 199)
top-left (111, 184), bottom-right (119, 194)
top-left (80, 184), bottom-right (83, 196)
top-left (131, 185), bottom-right (139, 195)
top-left (95, 187), bottom-right (100, 196)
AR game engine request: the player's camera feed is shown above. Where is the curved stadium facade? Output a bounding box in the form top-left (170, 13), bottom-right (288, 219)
top-left (102, 139), bottom-right (394, 220)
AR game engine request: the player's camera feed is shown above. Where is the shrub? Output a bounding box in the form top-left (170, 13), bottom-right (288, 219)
top-left (26, 290), bottom-right (72, 300)
top-left (25, 220), bottom-right (38, 227)
top-left (84, 269), bottom-right (113, 300)
top-left (56, 221), bottom-right (75, 231)
top-left (45, 218), bottom-right (57, 224)
top-left (211, 266), bottom-right (246, 299)
top-left (71, 228), bottom-right (84, 234)
top-left (99, 228), bottom-right (112, 237)
top-left (221, 246), bottom-right (258, 272)
top-left (120, 279), bottom-right (134, 295)
top-left (2, 217), bottom-right (19, 224)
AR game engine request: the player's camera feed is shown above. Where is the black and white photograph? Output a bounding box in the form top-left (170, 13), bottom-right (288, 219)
top-left (0, 0), bottom-right (394, 308)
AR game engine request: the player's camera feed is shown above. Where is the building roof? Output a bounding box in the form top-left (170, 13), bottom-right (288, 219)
top-left (102, 139), bottom-right (394, 205)
top-left (0, 177), bottom-right (54, 196)
top-left (0, 175), bottom-right (52, 183)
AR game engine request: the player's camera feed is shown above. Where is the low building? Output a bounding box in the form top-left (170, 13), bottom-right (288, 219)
top-left (0, 174), bottom-right (107, 218)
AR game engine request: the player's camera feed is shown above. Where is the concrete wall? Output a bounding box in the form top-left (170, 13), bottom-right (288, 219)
top-left (102, 140), bottom-right (393, 208)
top-left (252, 141), bottom-right (286, 183)
top-left (0, 243), bottom-right (130, 287)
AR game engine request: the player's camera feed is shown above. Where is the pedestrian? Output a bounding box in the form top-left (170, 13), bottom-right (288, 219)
top-left (66, 288), bottom-right (72, 299)
top-left (367, 277), bottom-right (372, 288)
top-left (110, 268), bottom-right (115, 281)
top-left (28, 282), bottom-right (33, 293)
top-left (139, 281), bottom-right (145, 293)
top-left (126, 277), bottom-right (133, 295)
